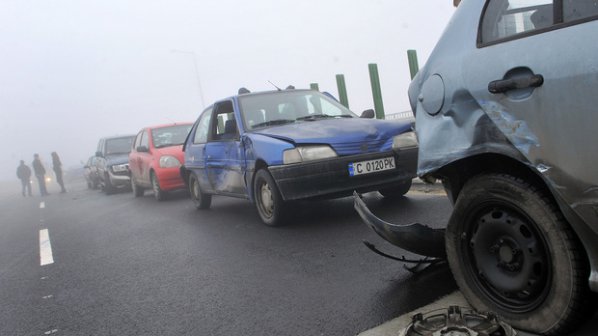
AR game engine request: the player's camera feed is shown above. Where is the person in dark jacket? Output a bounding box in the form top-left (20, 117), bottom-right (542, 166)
top-left (51, 152), bottom-right (67, 193)
top-left (32, 153), bottom-right (49, 196)
top-left (16, 160), bottom-right (32, 197)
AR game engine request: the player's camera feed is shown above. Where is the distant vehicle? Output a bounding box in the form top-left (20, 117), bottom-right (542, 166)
top-left (83, 156), bottom-right (100, 189)
top-left (181, 89), bottom-right (417, 226)
top-left (94, 135), bottom-right (136, 194)
top-left (375, 0), bottom-right (598, 334)
top-left (129, 123), bottom-right (193, 201)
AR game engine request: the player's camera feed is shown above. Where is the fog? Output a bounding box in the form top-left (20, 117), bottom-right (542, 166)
top-left (0, 0), bottom-right (455, 182)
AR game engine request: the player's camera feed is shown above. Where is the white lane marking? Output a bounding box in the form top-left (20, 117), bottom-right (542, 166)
top-left (42, 295), bottom-right (54, 299)
top-left (44, 329), bottom-right (58, 335)
top-left (39, 229), bottom-right (54, 266)
top-left (40, 201), bottom-right (45, 209)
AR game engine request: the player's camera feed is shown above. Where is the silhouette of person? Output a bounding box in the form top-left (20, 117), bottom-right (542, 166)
top-left (16, 160), bottom-right (33, 197)
top-left (32, 153), bottom-right (49, 196)
top-left (51, 152), bottom-right (67, 193)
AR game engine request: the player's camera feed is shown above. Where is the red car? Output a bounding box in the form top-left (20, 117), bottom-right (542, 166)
top-left (129, 123), bottom-right (193, 200)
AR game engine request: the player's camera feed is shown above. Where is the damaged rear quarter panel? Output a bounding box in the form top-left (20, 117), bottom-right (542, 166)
top-left (413, 0), bottom-right (598, 289)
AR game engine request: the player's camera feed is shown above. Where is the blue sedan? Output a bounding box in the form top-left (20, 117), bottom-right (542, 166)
top-left (181, 89), bottom-right (417, 226)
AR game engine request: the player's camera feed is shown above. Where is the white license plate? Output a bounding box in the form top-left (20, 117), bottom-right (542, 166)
top-left (348, 157), bottom-right (395, 176)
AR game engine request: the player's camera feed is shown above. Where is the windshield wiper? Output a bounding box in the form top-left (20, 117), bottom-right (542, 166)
top-left (252, 119), bottom-right (296, 128)
top-left (295, 114), bottom-right (335, 121)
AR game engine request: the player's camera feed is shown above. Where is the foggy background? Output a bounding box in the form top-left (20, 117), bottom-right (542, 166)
top-left (0, 0), bottom-right (455, 183)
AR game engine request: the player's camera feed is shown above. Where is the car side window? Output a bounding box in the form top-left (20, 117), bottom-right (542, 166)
top-left (210, 101), bottom-right (237, 141)
top-left (480, 0), bottom-right (553, 45)
top-left (563, 0), bottom-right (598, 22)
top-left (140, 130), bottom-right (149, 148)
top-left (134, 131), bottom-right (143, 150)
top-left (193, 107), bottom-right (213, 144)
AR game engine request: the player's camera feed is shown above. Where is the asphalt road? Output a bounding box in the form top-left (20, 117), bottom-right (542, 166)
top-left (0, 180), bottom-right (456, 336)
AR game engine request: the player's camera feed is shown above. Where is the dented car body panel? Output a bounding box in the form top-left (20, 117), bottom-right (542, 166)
top-left (409, 0), bottom-right (598, 290)
top-left (182, 90), bottom-right (417, 208)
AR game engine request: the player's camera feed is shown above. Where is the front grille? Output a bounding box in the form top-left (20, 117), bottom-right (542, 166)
top-left (330, 138), bottom-right (392, 156)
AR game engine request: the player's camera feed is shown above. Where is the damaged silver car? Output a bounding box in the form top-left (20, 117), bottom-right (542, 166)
top-left (358, 0), bottom-right (598, 335)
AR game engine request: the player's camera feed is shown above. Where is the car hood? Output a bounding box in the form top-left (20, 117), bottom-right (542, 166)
top-left (105, 153), bottom-right (130, 165)
top-left (253, 118), bottom-right (412, 156)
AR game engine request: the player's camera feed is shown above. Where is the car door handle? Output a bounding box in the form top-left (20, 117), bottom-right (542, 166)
top-left (488, 74), bottom-right (544, 94)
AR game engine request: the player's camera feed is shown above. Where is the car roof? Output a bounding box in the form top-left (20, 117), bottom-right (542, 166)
top-left (218, 89), bottom-right (316, 102)
top-left (142, 122), bottom-right (193, 131)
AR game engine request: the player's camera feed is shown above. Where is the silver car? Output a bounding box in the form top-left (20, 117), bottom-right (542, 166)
top-left (408, 1), bottom-right (598, 334)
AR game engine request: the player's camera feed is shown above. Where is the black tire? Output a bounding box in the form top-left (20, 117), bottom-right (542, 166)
top-left (131, 176), bottom-right (144, 197)
top-left (379, 179), bottom-right (412, 198)
top-left (104, 174), bottom-right (115, 195)
top-left (189, 174), bottom-right (211, 209)
top-left (151, 172), bottom-right (165, 201)
top-left (253, 169), bottom-right (285, 226)
top-left (445, 173), bottom-right (588, 335)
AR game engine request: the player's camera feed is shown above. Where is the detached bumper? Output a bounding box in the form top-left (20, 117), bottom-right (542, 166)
top-left (269, 148), bottom-right (417, 201)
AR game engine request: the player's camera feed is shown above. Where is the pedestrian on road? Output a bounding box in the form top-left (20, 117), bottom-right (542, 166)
top-left (32, 153), bottom-right (49, 196)
top-left (16, 160), bottom-right (33, 197)
top-left (51, 151), bottom-right (67, 193)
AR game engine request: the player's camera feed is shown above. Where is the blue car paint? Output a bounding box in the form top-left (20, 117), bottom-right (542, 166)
top-left (184, 90), bottom-right (415, 204)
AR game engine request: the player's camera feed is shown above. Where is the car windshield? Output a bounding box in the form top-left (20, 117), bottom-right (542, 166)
top-left (105, 137), bottom-right (134, 155)
top-left (239, 90), bottom-right (356, 131)
top-left (151, 124), bottom-right (192, 148)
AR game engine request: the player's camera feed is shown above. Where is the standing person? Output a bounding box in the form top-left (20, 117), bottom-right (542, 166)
top-left (32, 153), bottom-right (49, 196)
top-left (16, 160), bottom-right (33, 197)
top-left (51, 152), bottom-right (67, 193)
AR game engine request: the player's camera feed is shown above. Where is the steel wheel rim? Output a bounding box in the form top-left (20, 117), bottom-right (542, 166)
top-left (258, 179), bottom-right (274, 218)
top-left (152, 175), bottom-right (160, 195)
top-left (463, 201), bottom-right (552, 312)
top-left (192, 178), bottom-right (200, 202)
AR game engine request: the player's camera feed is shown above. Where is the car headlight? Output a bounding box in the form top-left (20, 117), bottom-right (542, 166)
top-left (159, 155), bottom-right (181, 168)
top-left (392, 131), bottom-right (418, 150)
top-left (111, 163), bottom-right (129, 173)
top-left (283, 145), bottom-right (337, 164)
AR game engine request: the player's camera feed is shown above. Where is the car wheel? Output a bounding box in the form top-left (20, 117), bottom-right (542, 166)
top-left (378, 179), bottom-right (412, 198)
top-left (104, 174), bottom-right (115, 195)
top-left (151, 172), bottom-right (165, 201)
top-left (189, 174), bottom-right (211, 209)
top-left (253, 169), bottom-right (285, 226)
top-left (445, 173), bottom-right (589, 335)
top-left (131, 176), bottom-right (144, 197)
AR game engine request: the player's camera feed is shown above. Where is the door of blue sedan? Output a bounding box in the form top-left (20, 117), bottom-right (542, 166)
top-left (204, 100), bottom-right (246, 196)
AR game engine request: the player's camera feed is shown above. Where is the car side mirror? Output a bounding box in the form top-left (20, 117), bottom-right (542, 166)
top-left (136, 146), bottom-right (149, 153)
top-left (95, 151), bottom-right (103, 158)
top-left (360, 109), bottom-right (375, 119)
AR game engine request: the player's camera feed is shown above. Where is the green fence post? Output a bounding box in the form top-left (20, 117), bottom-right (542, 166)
top-left (407, 49), bottom-right (420, 80)
top-left (335, 74), bottom-right (349, 108)
top-left (368, 63), bottom-right (385, 119)
top-left (310, 83), bottom-right (320, 91)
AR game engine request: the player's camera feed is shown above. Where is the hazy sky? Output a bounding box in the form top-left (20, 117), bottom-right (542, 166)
top-left (0, 0), bottom-right (455, 181)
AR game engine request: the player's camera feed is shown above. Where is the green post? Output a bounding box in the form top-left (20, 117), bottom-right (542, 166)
top-left (368, 63), bottom-right (385, 119)
top-left (310, 83), bottom-right (319, 91)
top-left (335, 74), bottom-right (349, 108)
top-left (407, 49), bottom-right (420, 80)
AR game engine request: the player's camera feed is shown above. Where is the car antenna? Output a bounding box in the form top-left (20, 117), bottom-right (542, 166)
top-left (267, 80), bottom-right (282, 91)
